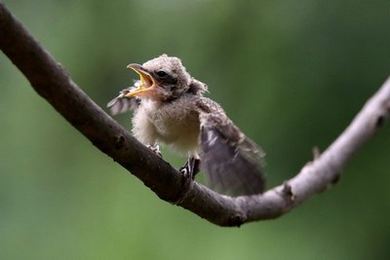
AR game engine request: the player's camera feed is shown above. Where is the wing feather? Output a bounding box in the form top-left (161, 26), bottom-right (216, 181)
top-left (197, 98), bottom-right (266, 196)
top-left (107, 87), bottom-right (140, 115)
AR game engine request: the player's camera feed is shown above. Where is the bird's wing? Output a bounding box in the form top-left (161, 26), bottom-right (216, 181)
top-left (107, 86), bottom-right (140, 115)
top-left (196, 98), bottom-right (266, 196)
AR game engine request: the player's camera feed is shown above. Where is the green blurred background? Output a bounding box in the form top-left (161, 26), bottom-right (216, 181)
top-left (1, 0), bottom-right (390, 259)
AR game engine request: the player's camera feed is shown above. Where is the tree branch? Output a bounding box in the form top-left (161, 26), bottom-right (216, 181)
top-left (1, 2), bottom-right (389, 226)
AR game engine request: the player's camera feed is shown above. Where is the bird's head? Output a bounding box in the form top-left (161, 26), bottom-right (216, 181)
top-left (124, 54), bottom-right (207, 101)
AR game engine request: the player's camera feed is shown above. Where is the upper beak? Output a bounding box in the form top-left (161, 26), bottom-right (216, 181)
top-left (125, 64), bottom-right (156, 97)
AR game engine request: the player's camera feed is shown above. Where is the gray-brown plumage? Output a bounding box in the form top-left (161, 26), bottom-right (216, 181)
top-left (108, 54), bottom-right (265, 196)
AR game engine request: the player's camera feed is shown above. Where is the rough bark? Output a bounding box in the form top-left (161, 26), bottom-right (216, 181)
top-left (1, 2), bottom-right (389, 226)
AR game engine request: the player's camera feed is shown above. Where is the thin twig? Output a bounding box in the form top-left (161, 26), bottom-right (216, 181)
top-left (1, 2), bottom-right (389, 226)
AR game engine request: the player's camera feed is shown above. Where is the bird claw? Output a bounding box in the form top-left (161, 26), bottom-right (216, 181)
top-left (147, 144), bottom-right (162, 157)
top-left (179, 157), bottom-right (200, 180)
top-left (174, 165), bottom-right (193, 205)
top-left (179, 166), bottom-right (192, 179)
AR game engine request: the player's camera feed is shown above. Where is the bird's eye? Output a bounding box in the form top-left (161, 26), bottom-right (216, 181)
top-left (156, 70), bottom-right (168, 78)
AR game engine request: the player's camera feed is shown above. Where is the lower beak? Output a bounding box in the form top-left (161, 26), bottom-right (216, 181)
top-left (125, 64), bottom-right (156, 97)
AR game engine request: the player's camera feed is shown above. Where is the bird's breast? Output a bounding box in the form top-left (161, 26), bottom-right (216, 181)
top-left (132, 98), bottom-right (201, 155)
top-left (151, 103), bottom-right (200, 154)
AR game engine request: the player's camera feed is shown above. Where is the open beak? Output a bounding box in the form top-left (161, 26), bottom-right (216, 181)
top-left (125, 64), bottom-right (156, 97)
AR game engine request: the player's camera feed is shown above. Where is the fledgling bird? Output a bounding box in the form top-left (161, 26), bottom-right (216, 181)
top-left (107, 54), bottom-right (266, 196)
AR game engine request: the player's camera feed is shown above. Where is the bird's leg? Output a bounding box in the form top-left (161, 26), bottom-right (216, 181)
top-left (147, 144), bottom-right (162, 158)
top-left (192, 158), bottom-right (201, 177)
top-left (179, 157), bottom-right (200, 179)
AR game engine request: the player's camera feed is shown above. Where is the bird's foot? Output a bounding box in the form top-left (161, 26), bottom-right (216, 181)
top-left (147, 144), bottom-right (162, 157)
top-left (173, 157), bottom-right (200, 205)
top-left (179, 166), bottom-right (191, 179)
top-left (179, 157), bottom-right (200, 180)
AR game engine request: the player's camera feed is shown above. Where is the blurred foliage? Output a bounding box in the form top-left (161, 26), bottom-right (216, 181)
top-left (1, 0), bottom-right (390, 259)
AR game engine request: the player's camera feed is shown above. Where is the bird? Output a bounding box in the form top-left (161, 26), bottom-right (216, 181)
top-left (107, 54), bottom-right (266, 196)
